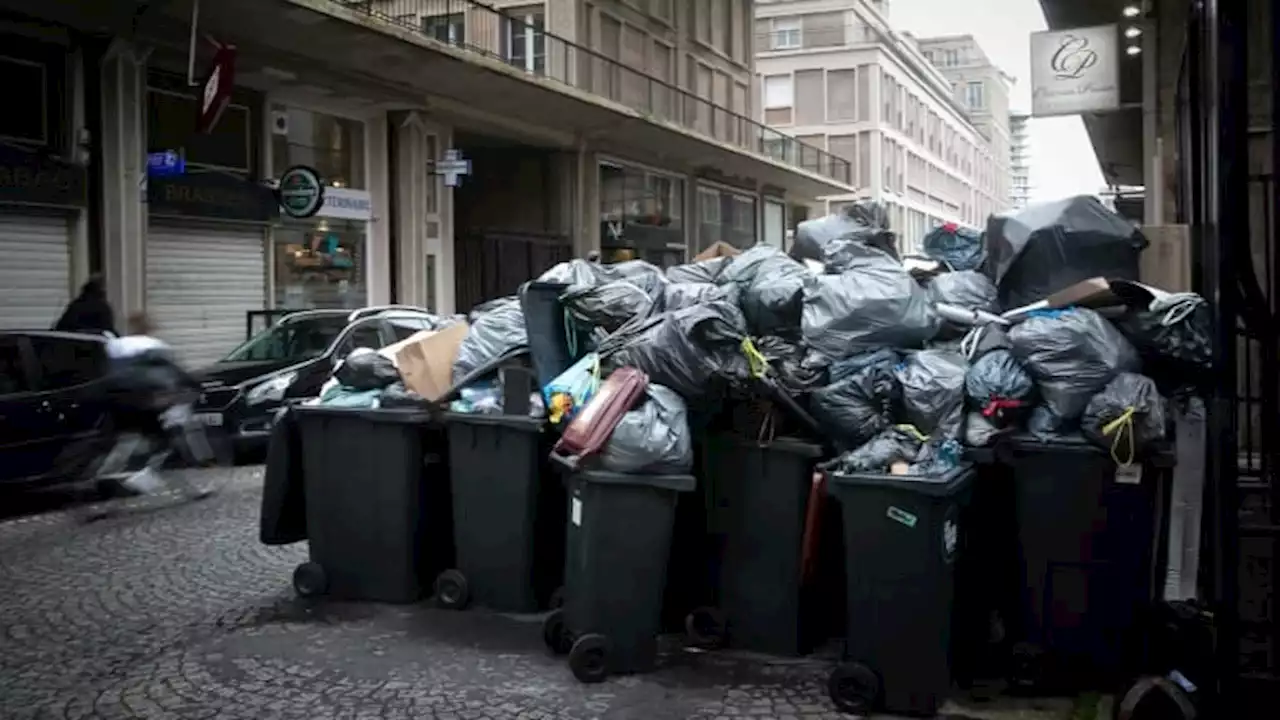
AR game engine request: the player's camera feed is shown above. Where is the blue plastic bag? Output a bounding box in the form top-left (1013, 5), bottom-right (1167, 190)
top-left (542, 352), bottom-right (601, 424)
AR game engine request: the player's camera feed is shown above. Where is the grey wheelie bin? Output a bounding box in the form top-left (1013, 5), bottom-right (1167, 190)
top-left (541, 470), bottom-right (695, 684)
top-left (289, 406), bottom-right (453, 603)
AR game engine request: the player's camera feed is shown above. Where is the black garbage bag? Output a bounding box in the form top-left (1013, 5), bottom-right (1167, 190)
top-left (742, 256), bottom-right (809, 336)
top-left (791, 200), bottom-right (898, 269)
top-left (538, 259), bottom-right (609, 287)
top-left (600, 385), bottom-right (693, 474)
top-left (825, 425), bottom-right (928, 474)
top-left (379, 381), bottom-right (430, 409)
top-left (894, 350), bottom-right (968, 439)
top-left (1008, 307), bottom-right (1140, 424)
top-left (986, 195), bottom-right (1148, 309)
top-left (1081, 372), bottom-right (1168, 464)
top-left (964, 411), bottom-right (1003, 447)
top-left (606, 259), bottom-right (668, 301)
top-left (1027, 403), bottom-right (1076, 440)
top-left (754, 335), bottom-right (828, 394)
top-left (561, 280), bottom-right (654, 332)
top-left (965, 349), bottom-right (1035, 421)
top-left (598, 301), bottom-right (747, 399)
top-left (662, 282), bottom-right (739, 311)
top-left (922, 222), bottom-right (986, 271)
top-left (716, 244), bottom-right (788, 287)
top-left (802, 243), bottom-right (940, 358)
top-left (666, 256), bottom-right (732, 284)
top-left (453, 296), bottom-right (529, 383)
top-left (1115, 290), bottom-right (1213, 391)
top-left (809, 348), bottom-right (900, 447)
top-left (334, 348), bottom-right (401, 391)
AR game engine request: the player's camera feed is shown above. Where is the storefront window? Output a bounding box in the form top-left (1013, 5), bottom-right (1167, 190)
top-left (764, 199), bottom-right (786, 250)
top-left (274, 219), bottom-right (366, 309)
top-left (270, 105), bottom-right (366, 188)
top-left (599, 161), bottom-right (686, 266)
top-left (696, 184), bottom-right (758, 251)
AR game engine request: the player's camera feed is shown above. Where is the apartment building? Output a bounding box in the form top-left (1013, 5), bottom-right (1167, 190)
top-left (916, 34), bottom-right (1014, 210)
top-left (754, 0), bottom-right (1005, 254)
top-left (1008, 112), bottom-right (1032, 209)
top-left (0, 0), bottom-right (853, 363)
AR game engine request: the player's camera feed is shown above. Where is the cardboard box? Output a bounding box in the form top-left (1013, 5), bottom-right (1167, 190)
top-left (694, 241), bottom-right (742, 261)
top-left (391, 322), bottom-right (470, 402)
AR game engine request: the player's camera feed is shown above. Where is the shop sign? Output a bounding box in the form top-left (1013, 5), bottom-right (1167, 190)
top-left (1030, 25), bottom-right (1120, 117)
top-left (435, 149), bottom-right (471, 187)
top-left (277, 165), bottom-right (325, 219)
top-left (0, 143), bottom-right (87, 208)
top-left (147, 150), bottom-right (186, 178)
top-left (147, 172), bottom-right (278, 222)
top-left (198, 43), bottom-right (237, 134)
top-left (315, 187), bottom-right (373, 221)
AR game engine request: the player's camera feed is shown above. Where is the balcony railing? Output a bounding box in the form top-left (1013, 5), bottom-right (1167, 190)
top-left (330, 0), bottom-right (851, 186)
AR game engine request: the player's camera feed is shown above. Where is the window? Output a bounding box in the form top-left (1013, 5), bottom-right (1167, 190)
top-left (763, 75), bottom-right (792, 109)
top-left (0, 337), bottom-right (29, 395)
top-left (274, 220), bottom-right (366, 309)
top-left (764, 200), bottom-right (785, 249)
top-left (770, 18), bottom-right (801, 50)
top-left (29, 337), bottom-right (107, 391)
top-left (943, 49), bottom-right (959, 66)
top-left (697, 184), bottom-right (757, 250)
top-left (423, 13), bottom-right (465, 44)
top-left (503, 9), bottom-right (546, 74)
top-left (698, 187), bottom-right (721, 225)
top-left (0, 57), bottom-right (48, 145)
top-left (271, 106), bottom-right (366, 189)
top-left (966, 81), bottom-right (986, 110)
top-left (386, 316), bottom-right (431, 341)
top-left (650, 0), bottom-right (673, 21)
top-left (225, 315), bottom-right (349, 362)
top-left (148, 86), bottom-right (251, 173)
top-left (599, 161), bottom-right (686, 250)
top-left (337, 323), bottom-right (384, 358)
top-left (827, 69), bottom-right (856, 121)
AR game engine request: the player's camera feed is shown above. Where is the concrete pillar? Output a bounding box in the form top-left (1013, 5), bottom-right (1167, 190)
top-left (392, 111), bottom-right (430, 308)
top-left (366, 116), bottom-right (391, 305)
top-left (575, 140), bottom-right (598, 256)
top-left (68, 45), bottom-right (90, 291)
top-left (1141, 16), bottom-right (1162, 226)
top-left (436, 125), bottom-right (456, 315)
top-left (99, 40), bottom-right (147, 318)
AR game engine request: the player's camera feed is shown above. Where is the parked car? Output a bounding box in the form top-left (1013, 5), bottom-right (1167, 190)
top-left (190, 306), bottom-right (447, 453)
top-left (0, 330), bottom-right (114, 490)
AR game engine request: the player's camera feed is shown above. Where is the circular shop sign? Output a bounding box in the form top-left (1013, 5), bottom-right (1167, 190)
top-left (277, 165), bottom-right (325, 219)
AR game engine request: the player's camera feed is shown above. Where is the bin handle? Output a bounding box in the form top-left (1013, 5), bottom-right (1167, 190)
top-left (549, 450), bottom-right (581, 473)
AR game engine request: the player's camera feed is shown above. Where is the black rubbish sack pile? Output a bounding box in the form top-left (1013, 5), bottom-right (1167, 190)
top-left (716, 244), bottom-right (810, 337)
top-left (597, 301), bottom-right (748, 400)
top-left (922, 222), bottom-right (986, 271)
top-left (894, 350), bottom-right (968, 440)
top-left (561, 280), bottom-right (655, 333)
top-left (790, 199), bottom-right (899, 270)
top-left (1081, 372), bottom-right (1168, 464)
top-left (453, 296), bottom-right (529, 383)
top-left (809, 348), bottom-right (901, 449)
top-left (600, 385), bottom-right (694, 474)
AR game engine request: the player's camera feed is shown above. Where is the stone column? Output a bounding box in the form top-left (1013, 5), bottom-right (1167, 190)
top-left (366, 117), bottom-right (392, 305)
top-left (99, 40), bottom-right (148, 319)
top-left (391, 111), bottom-right (431, 308)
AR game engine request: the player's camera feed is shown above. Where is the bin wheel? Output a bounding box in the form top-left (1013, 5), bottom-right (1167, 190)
top-left (1115, 676), bottom-right (1198, 720)
top-left (568, 634), bottom-right (611, 684)
top-left (549, 586), bottom-right (565, 610)
top-left (434, 569), bottom-right (470, 610)
top-left (542, 609), bottom-right (573, 656)
top-left (1009, 641), bottom-right (1046, 689)
top-left (828, 662), bottom-right (881, 716)
top-left (292, 562), bottom-right (327, 598)
top-left (685, 606), bottom-right (727, 649)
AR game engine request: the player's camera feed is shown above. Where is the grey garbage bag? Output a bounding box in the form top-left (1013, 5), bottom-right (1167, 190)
top-left (964, 349), bottom-right (1035, 416)
top-left (926, 271), bottom-right (998, 312)
top-left (561, 280), bottom-right (654, 332)
top-left (754, 335), bottom-right (829, 394)
top-left (1027, 403), bottom-right (1074, 440)
top-left (741, 255), bottom-right (809, 336)
top-left (809, 348), bottom-right (900, 447)
top-left (606, 259), bottom-right (668, 301)
top-left (907, 437), bottom-right (964, 476)
top-left (666, 256), bottom-right (732, 284)
top-left (538, 259), bottom-right (609, 287)
top-left (1081, 372), bottom-right (1168, 463)
top-left (791, 200), bottom-right (899, 270)
top-left (801, 244), bottom-right (940, 358)
top-left (964, 411), bottom-right (1003, 447)
top-left (958, 324), bottom-right (1014, 359)
top-left (825, 425), bottom-right (928, 474)
top-left (1008, 307), bottom-right (1140, 424)
top-left (662, 282), bottom-right (739, 311)
top-left (922, 223), bottom-right (986, 271)
top-left (597, 301), bottom-right (747, 399)
top-left (894, 350), bottom-right (968, 438)
top-left (334, 348), bottom-right (401, 391)
top-left (716, 244), bottom-right (789, 288)
top-left (600, 385), bottom-right (693, 474)
top-left (453, 296), bottom-right (529, 383)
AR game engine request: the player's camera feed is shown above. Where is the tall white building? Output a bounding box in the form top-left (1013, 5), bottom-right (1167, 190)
top-left (754, 0), bottom-right (1006, 253)
top-left (1009, 113), bottom-right (1032, 209)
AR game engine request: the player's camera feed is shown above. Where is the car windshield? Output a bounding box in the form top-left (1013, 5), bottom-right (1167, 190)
top-left (221, 315), bottom-right (350, 363)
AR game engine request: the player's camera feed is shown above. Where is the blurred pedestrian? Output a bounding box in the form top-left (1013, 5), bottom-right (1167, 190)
top-left (54, 274), bottom-right (116, 335)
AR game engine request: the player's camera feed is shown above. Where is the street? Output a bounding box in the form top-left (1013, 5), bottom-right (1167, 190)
top-left (0, 468), bottom-right (1083, 720)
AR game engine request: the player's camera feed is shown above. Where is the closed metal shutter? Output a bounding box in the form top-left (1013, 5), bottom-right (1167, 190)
top-left (0, 214), bottom-right (72, 330)
top-left (146, 223), bottom-right (266, 369)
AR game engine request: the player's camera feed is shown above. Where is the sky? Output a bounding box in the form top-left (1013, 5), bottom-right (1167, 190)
top-left (886, 0), bottom-right (1106, 200)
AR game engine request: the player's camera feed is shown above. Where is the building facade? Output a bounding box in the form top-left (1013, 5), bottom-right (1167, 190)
top-left (0, 0), bottom-right (853, 366)
top-left (754, 0), bottom-right (1006, 254)
top-left (1008, 112), bottom-right (1031, 209)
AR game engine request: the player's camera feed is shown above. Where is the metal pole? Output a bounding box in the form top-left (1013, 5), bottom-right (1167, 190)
top-left (186, 0), bottom-right (200, 87)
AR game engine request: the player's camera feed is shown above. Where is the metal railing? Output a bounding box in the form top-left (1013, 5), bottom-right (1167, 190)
top-left (329, 0), bottom-right (851, 185)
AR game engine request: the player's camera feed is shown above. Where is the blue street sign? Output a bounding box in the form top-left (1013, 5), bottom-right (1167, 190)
top-left (147, 150), bottom-right (185, 177)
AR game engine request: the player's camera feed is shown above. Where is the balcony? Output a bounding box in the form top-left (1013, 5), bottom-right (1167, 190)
top-left (335, 0), bottom-right (850, 187)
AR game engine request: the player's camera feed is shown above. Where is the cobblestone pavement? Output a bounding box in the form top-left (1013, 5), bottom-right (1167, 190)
top-left (0, 467), bottom-right (1086, 720)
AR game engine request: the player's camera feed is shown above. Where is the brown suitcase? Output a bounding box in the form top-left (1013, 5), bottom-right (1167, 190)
top-left (551, 366), bottom-right (649, 469)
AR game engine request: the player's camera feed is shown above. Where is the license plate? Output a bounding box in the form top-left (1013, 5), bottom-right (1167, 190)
top-left (194, 413), bottom-right (223, 427)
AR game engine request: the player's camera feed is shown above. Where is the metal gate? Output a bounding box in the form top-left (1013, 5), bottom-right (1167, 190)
top-left (454, 231), bottom-right (573, 314)
top-left (1176, 0), bottom-right (1279, 713)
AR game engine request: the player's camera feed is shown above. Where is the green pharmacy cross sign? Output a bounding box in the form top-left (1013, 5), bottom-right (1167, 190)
top-left (277, 165), bottom-right (326, 219)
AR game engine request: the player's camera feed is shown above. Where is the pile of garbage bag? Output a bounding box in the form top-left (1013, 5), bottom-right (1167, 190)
top-left (303, 194), bottom-right (1199, 478)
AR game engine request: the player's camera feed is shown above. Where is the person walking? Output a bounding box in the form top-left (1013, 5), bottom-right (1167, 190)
top-left (54, 275), bottom-right (116, 335)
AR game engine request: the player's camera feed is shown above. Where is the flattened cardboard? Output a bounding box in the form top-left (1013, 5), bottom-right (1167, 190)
top-left (694, 241), bottom-right (741, 261)
top-left (392, 322), bottom-right (470, 402)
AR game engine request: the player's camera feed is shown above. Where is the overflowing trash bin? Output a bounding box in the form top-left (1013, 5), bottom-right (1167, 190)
top-left (289, 405), bottom-right (452, 603)
top-left (435, 412), bottom-right (562, 612)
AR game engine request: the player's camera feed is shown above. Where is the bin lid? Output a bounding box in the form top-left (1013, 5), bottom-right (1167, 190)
top-left (1000, 433), bottom-right (1175, 467)
top-left (292, 404), bottom-right (437, 425)
top-left (828, 464), bottom-right (974, 497)
top-left (442, 411), bottom-right (545, 432)
top-left (573, 470), bottom-right (695, 493)
top-left (730, 436), bottom-right (825, 458)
